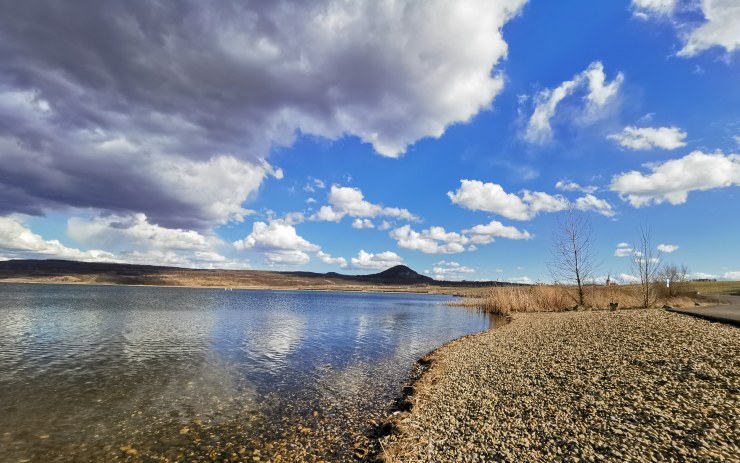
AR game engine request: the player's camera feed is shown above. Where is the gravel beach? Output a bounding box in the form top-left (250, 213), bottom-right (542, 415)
top-left (381, 310), bottom-right (739, 462)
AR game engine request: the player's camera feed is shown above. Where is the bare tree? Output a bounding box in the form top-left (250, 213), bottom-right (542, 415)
top-left (548, 206), bottom-right (597, 307)
top-left (658, 263), bottom-right (690, 297)
top-left (631, 226), bottom-right (663, 308)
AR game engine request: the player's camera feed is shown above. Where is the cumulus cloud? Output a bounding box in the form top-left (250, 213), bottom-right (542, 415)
top-left (632, 0), bottom-right (739, 57)
top-left (608, 126), bottom-right (687, 150)
top-left (234, 220), bottom-right (319, 265)
top-left (349, 250), bottom-right (404, 270)
top-left (463, 220), bottom-right (533, 244)
top-left (555, 181), bottom-right (597, 194)
top-left (428, 261), bottom-right (475, 281)
top-left (614, 243), bottom-right (634, 257)
top-left (377, 221), bottom-right (392, 231)
top-left (316, 250), bottom-right (348, 268)
top-left (352, 218), bottom-right (375, 229)
top-left (574, 194), bottom-right (616, 217)
top-left (610, 150), bottom-right (740, 207)
top-left (678, 0), bottom-right (740, 56)
top-left (448, 180), bottom-right (568, 220)
top-left (525, 62), bottom-right (623, 143)
top-left (657, 243), bottom-right (679, 253)
top-left (0, 216), bottom-right (116, 262)
top-left (65, 213), bottom-right (249, 268)
top-left (390, 225), bottom-right (468, 254)
top-left (0, 0), bottom-right (528, 228)
top-left (311, 186), bottom-right (417, 222)
top-left (1, 214), bottom-right (249, 268)
top-left (722, 271), bottom-right (740, 280)
top-left (68, 213), bottom-right (216, 252)
top-left (313, 206), bottom-right (345, 222)
top-left (0, 88), bottom-right (276, 229)
top-left (390, 221), bottom-right (531, 254)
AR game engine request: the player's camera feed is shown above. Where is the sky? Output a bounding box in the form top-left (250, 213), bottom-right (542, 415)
top-left (0, 0), bottom-right (738, 284)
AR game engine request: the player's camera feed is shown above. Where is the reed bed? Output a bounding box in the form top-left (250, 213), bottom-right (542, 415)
top-left (452, 284), bottom-right (709, 316)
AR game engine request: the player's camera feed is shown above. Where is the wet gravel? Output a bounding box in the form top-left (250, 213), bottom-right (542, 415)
top-left (381, 310), bottom-right (740, 462)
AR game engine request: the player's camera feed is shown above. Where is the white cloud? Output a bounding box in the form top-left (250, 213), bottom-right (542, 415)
top-left (68, 213), bottom-right (215, 252)
top-left (390, 220), bottom-right (531, 254)
top-left (463, 220), bottom-right (533, 244)
top-left (377, 221), bottom-right (392, 231)
top-left (304, 178), bottom-right (326, 193)
top-left (234, 220), bottom-right (319, 265)
top-left (614, 243), bottom-right (634, 257)
top-left (657, 243), bottom-right (679, 253)
top-left (722, 271), bottom-right (740, 280)
top-left (313, 205), bottom-right (345, 222)
top-left (316, 251), bottom-right (348, 268)
top-left (352, 218), bottom-right (375, 229)
top-left (264, 250), bottom-right (311, 266)
top-left (311, 186), bottom-right (417, 222)
top-left (66, 213), bottom-right (249, 268)
top-left (608, 126), bottom-right (687, 150)
top-left (234, 220), bottom-right (319, 252)
top-left (0, 214), bottom-right (250, 269)
top-left (555, 180), bottom-right (597, 194)
top-left (280, 212), bottom-right (306, 225)
top-left (306, 197), bottom-right (317, 204)
top-left (0, 216), bottom-right (116, 262)
top-left (448, 180), bottom-right (568, 220)
top-left (631, 0), bottom-right (677, 17)
top-left (610, 150), bottom-right (740, 207)
top-left (690, 272), bottom-right (718, 280)
top-left (525, 62), bottom-right (623, 143)
top-left (390, 225), bottom-right (468, 254)
top-left (428, 261), bottom-right (475, 281)
top-left (508, 276), bottom-right (533, 284)
top-left (349, 250), bottom-right (404, 270)
top-left (574, 194), bottom-right (616, 217)
top-left (153, 155), bottom-right (279, 226)
top-left (615, 273), bottom-right (640, 284)
top-left (678, 0), bottom-right (740, 57)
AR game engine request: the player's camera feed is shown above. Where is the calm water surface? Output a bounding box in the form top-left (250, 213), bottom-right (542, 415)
top-left (0, 284), bottom-right (492, 462)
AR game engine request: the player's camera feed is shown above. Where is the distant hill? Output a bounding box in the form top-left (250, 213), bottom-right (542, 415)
top-left (0, 259), bottom-right (518, 288)
top-left (285, 265), bottom-right (434, 285)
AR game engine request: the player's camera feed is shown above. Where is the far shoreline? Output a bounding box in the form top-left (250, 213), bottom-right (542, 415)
top-left (0, 278), bottom-right (465, 296)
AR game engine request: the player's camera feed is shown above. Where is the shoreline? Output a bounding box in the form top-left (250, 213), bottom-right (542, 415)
top-left (379, 309), bottom-right (739, 462)
top-left (0, 279), bottom-right (467, 296)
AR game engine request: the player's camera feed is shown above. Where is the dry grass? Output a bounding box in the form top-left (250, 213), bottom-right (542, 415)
top-left (452, 283), bottom-right (722, 316)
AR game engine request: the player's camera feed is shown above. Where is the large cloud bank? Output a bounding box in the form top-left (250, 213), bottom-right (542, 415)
top-left (0, 0), bottom-right (527, 229)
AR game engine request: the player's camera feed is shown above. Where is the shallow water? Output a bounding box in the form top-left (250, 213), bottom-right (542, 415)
top-left (0, 284), bottom-right (491, 462)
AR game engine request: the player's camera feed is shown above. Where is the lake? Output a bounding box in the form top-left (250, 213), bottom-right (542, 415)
top-left (0, 284), bottom-right (492, 462)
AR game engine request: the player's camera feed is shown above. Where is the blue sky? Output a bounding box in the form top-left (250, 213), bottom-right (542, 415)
top-left (0, 0), bottom-right (738, 283)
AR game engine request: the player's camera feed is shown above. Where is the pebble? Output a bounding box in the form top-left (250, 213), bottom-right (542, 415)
top-left (381, 310), bottom-right (740, 462)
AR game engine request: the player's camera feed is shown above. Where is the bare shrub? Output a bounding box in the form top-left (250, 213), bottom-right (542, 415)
top-left (657, 263), bottom-right (691, 298)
